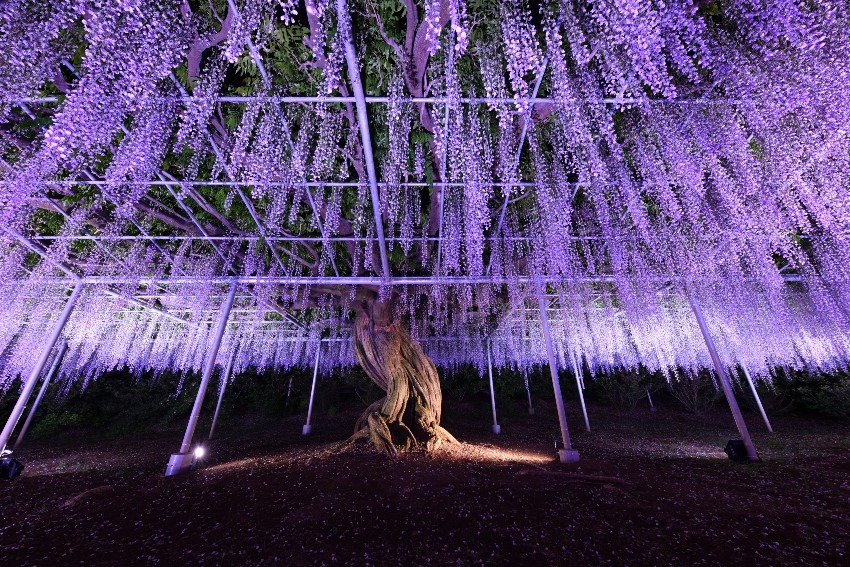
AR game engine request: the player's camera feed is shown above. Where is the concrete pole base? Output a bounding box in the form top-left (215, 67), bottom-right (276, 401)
top-left (558, 449), bottom-right (580, 464)
top-left (165, 452), bottom-right (196, 477)
top-left (491, 424), bottom-right (501, 434)
top-left (302, 424), bottom-right (312, 436)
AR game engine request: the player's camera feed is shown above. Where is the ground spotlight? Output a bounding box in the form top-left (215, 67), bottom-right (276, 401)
top-left (724, 440), bottom-right (759, 463)
top-left (1, 456), bottom-right (24, 480)
top-left (194, 446), bottom-right (205, 459)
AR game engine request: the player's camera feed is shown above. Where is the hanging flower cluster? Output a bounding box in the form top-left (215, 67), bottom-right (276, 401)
top-left (0, 0), bottom-right (80, 122)
top-left (500, 0), bottom-right (542, 113)
top-left (1, 0), bottom-right (187, 229)
top-left (104, 93), bottom-right (178, 218)
top-left (0, 0), bottom-right (849, 389)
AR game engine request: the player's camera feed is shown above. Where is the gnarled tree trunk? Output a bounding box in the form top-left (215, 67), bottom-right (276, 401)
top-left (351, 295), bottom-right (457, 454)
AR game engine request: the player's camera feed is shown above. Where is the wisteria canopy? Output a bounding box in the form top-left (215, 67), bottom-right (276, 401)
top-left (0, 0), bottom-right (848, 451)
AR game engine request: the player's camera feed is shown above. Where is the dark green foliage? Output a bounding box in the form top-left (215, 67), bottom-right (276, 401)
top-left (669, 371), bottom-right (723, 414)
top-left (736, 374), bottom-right (793, 415)
top-left (5, 364), bottom-right (383, 441)
top-left (780, 369), bottom-right (850, 420)
top-left (441, 365), bottom-right (489, 402)
top-left (26, 370), bottom-right (204, 439)
top-left (4, 363), bottom-right (849, 444)
top-left (307, 367), bottom-right (383, 418)
top-left (441, 364), bottom-right (580, 419)
top-left (221, 367), bottom-right (306, 417)
top-left (337, 366), bottom-right (384, 405)
top-left (586, 367), bottom-right (662, 412)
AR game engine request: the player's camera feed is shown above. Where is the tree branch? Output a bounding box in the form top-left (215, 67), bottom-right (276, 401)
top-left (186, 3), bottom-right (234, 81)
top-left (402, 0), bottom-right (418, 56)
top-left (363, 2), bottom-right (405, 62)
top-left (136, 198), bottom-right (207, 235)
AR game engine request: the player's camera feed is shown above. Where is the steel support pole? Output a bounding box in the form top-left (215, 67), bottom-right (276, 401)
top-left (0, 284), bottom-right (82, 454)
top-left (208, 347), bottom-right (237, 440)
top-left (536, 279), bottom-right (579, 463)
top-left (485, 58), bottom-right (548, 276)
top-left (742, 365), bottom-right (773, 433)
top-left (13, 340), bottom-right (68, 450)
top-left (646, 388), bottom-right (657, 412)
top-left (434, 28), bottom-right (454, 274)
top-left (166, 282), bottom-right (237, 476)
top-left (524, 376), bottom-right (535, 415)
top-left (486, 341), bottom-right (500, 434)
top-left (337, 0), bottom-right (391, 282)
top-left (688, 296), bottom-right (759, 462)
top-left (302, 346), bottom-right (321, 436)
top-left (570, 350), bottom-right (591, 432)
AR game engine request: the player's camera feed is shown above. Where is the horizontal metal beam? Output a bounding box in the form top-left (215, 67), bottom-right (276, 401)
top-left (17, 180), bottom-right (545, 188)
top-left (28, 234), bottom-right (617, 242)
top-left (103, 289), bottom-right (194, 326)
top-left (12, 95), bottom-right (740, 105)
top-left (4, 228), bottom-right (82, 281)
top-left (33, 274), bottom-right (804, 286)
top-left (125, 335), bottom-right (590, 344)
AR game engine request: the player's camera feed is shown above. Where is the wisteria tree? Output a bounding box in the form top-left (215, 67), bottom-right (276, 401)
top-left (1, 0), bottom-right (848, 454)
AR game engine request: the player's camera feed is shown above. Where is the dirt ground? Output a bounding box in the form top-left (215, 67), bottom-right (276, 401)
top-left (1, 397), bottom-right (849, 566)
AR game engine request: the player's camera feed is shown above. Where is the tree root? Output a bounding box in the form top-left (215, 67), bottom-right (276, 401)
top-left (60, 485), bottom-right (114, 509)
top-left (353, 399), bottom-right (385, 433)
top-left (346, 412), bottom-right (459, 455)
top-left (435, 424), bottom-right (459, 445)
